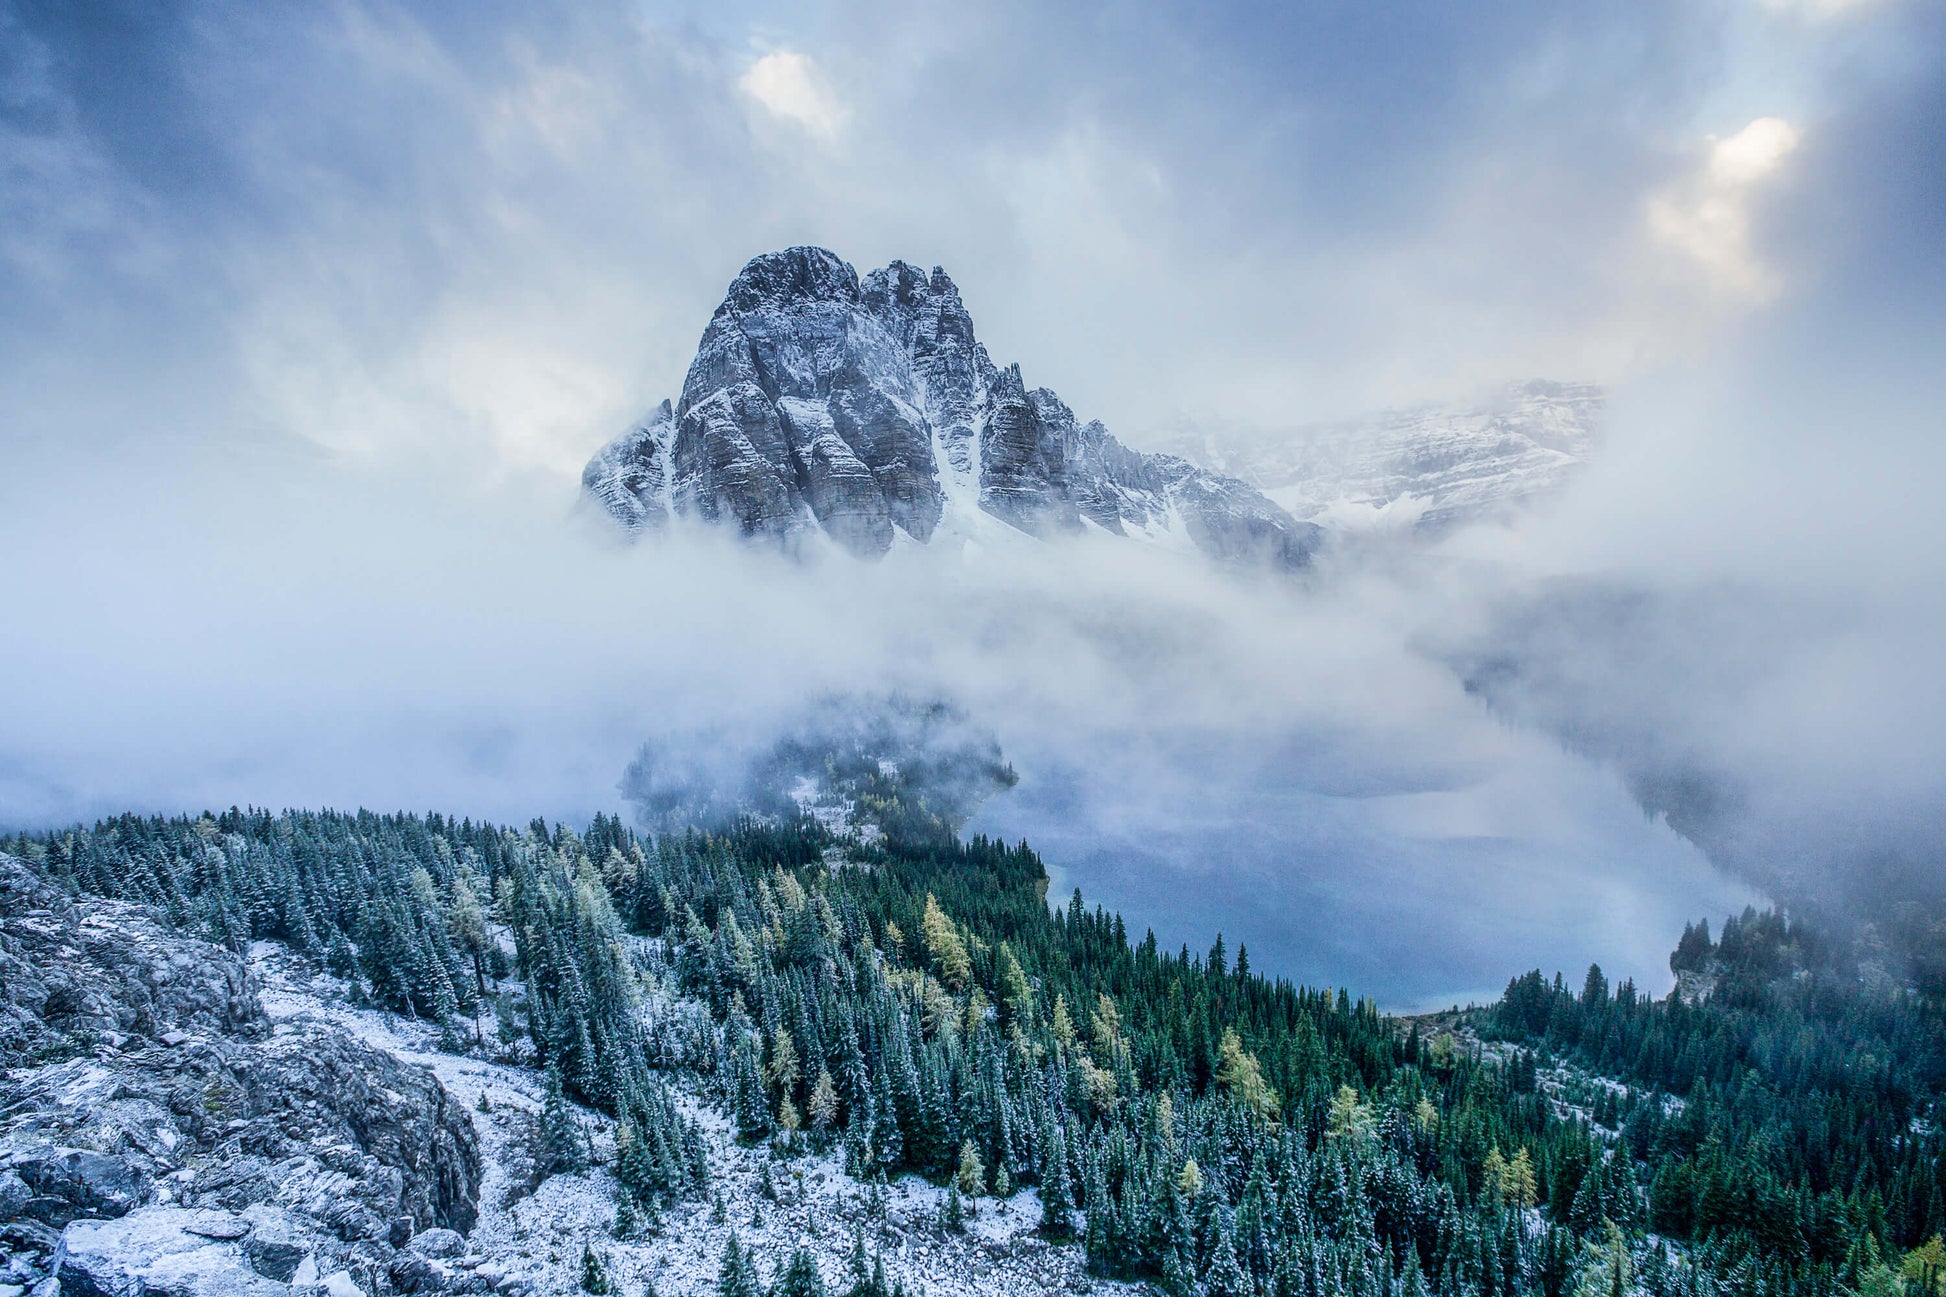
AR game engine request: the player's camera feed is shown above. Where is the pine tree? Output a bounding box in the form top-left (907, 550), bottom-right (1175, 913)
top-left (920, 894), bottom-right (970, 990)
top-left (772, 1248), bottom-right (828, 1297)
top-left (1508, 1148), bottom-right (1540, 1211)
top-left (718, 1233), bottom-right (761, 1297)
top-left (580, 1244), bottom-right (613, 1295)
top-left (448, 869), bottom-right (493, 997)
top-left (1571, 1222), bottom-right (1634, 1297)
top-left (940, 1184), bottom-right (966, 1234)
top-left (765, 1025), bottom-right (802, 1099)
top-left (541, 1063), bottom-right (587, 1176)
top-left (1050, 995), bottom-right (1076, 1051)
top-left (996, 942), bottom-right (1034, 1028)
top-left (956, 1139), bottom-right (985, 1197)
top-left (1324, 1082), bottom-right (1371, 1142)
top-left (808, 1068), bottom-right (839, 1140)
top-left (778, 1093), bottom-right (802, 1153)
top-left (1040, 1124), bottom-right (1073, 1236)
top-left (1177, 1158), bottom-right (1204, 1200)
top-left (1217, 1029), bottom-right (1280, 1122)
top-left (1485, 1146), bottom-right (1510, 1205)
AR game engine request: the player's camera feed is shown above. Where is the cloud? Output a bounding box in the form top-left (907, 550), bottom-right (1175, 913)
top-left (0, 434), bottom-right (1755, 1008)
top-left (1440, 1), bottom-right (1946, 930)
top-left (0, 0), bottom-right (1843, 468)
top-left (2, 0), bottom-right (1940, 1007)
top-left (738, 50), bottom-right (848, 140)
top-left (1647, 116), bottom-right (1800, 299)
top-left (1757, 0), bottom-right (1880, 18)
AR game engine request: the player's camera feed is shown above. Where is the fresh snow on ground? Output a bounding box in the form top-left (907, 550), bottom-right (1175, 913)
top-left (249, 945), bottom-right (1137, 1297)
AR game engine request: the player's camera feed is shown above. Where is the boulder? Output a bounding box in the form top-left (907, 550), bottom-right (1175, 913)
top-left (54, 1207), bottom-right (287, 1297)
top-left (10, 1148), bottom-right (151, 1226)
top-left (407, 1230), bottom-right (463, 1260)
top-left (0, 1172), bottom-right (30, 1218)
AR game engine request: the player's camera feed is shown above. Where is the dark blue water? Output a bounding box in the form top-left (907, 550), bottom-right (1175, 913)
top-left (968, 730), bottom-right (1757, 1013)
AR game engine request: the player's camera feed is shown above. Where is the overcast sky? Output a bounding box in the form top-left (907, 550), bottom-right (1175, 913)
top-left (2, 0), bottom-right (1940, 1005)
top-left (5, 0), bottom-right (1932, 475)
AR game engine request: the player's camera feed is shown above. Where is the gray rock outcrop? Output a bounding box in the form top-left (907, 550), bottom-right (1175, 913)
top-left (582, 247), bottom-right (1320, 567)
top-left (54, 1208), bottom-right (290, 1297)
top-left (0, 852), bottom-right (481, 1296)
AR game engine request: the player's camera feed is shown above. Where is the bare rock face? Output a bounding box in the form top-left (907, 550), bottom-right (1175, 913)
top-left (0, 853), bottom-right (262, 1066)
top-left (582, 246), bottom-right (1320, 566)
top-left (0, 852), bottom-right (480, 1295)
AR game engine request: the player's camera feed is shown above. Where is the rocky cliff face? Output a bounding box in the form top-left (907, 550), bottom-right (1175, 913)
top-left (0, 853), bottom-right (480, 1297)
top-left (1154, 380), bottom-right (1604, 536)
top-left (582, 247), bottom-right (1320, 567)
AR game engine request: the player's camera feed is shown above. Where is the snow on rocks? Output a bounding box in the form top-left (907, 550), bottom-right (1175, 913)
top-left (249, 943), bottom-right (1139, 1296)
top-left (582, 246), bottom-right (1318, 568)
top-left (0, 857), bottom-right (480, 1296)
top-left (54, 1207), bottom-right (288, 1297)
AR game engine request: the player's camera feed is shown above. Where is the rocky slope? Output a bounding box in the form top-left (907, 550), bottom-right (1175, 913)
top-left (247, 947), bottom-right (1133, 1297)
top-left (0, 852), bottom-right (479, 1297)
top-left (582, 247), bottom-right (1320, 568)
top-left (2, 847), bottom-right (1132, 1297)
top-left (1154, 379), bottom-right (1604, 536)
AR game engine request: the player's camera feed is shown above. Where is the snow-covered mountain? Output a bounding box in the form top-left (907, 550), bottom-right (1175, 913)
top-left (582, 247), bottom-right (1320, 568)
top-left (1151, 380), bottom-right (1604, 536)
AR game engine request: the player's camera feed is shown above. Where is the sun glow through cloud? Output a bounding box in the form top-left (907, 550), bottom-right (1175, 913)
top-left (1648, 116), bottom-right (1801, 300)
top-left (738, 50), bottom-right (848, 140)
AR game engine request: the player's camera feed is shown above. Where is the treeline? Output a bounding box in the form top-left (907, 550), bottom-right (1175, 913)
top-left (1484, 907), bottom-right (1946, 1297)
top-left (11, 811), bottom-right (1946, 1297)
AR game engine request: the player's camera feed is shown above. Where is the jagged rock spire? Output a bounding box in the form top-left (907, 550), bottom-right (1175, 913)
top-left (583, 247), bottom-right (1319, 567)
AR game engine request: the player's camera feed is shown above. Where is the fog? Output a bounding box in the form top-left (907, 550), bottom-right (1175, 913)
top-left (1438, 14), bottom-right (1946, 934)
top-left (4, 0), bottom-right (1941, 1007)
top-left (0, 434), bottom-right (1759, 1007)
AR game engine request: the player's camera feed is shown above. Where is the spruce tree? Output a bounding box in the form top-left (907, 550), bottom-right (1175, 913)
top-left (718, 1233), bottom-right (760, 1297)
top-left (772, 1248), bottom-right (828, 1297)
top-left (541, 1063), bottom-right (587, 1176)
top-left (580, 1244), bottom-right (612, 1295)
top-left (1203, 1222), bottom-right (1248, 1297)
top-left (613, 1192), bottom-right (638, 1239)
top-left (1039, 1124), bottom-right (1073, 1237)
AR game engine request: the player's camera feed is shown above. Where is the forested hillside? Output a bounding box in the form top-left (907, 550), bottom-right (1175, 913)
top-left (8, 807), bottom-right (1943, 1297)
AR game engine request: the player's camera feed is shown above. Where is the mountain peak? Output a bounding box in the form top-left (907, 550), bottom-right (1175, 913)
top-left (584, 249), bottom-right (1320, 566)
top-left (717, 246), bottom-right (859, 315)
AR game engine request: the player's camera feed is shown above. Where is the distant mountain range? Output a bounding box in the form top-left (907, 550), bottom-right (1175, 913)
top-left (582, 249), bottom-right (1603, 560)
top-left (582, 247), bottom-right (1320, 567)
top-left (1149, 380), bottom-right (1604, 536)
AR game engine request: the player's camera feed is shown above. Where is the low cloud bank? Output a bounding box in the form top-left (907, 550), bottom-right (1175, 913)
top-left (0, 437), bottom-right (1756, 1008)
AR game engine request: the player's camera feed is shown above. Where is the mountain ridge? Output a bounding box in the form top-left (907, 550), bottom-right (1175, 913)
top-left (582, 247), bottom-right (1321, 567)
top-left (1151, 379), bottom-right (1604, 536)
